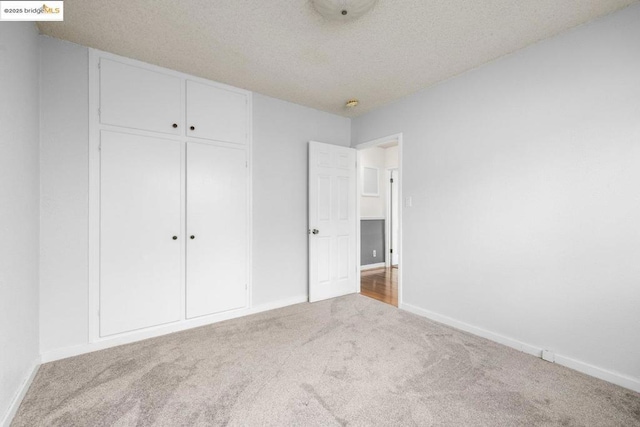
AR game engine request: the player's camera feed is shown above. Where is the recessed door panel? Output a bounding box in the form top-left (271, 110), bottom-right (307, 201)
top-left (338, 177), bottom-right (349, 221)
top-left (100, 59), bottom-right (182, 135)
top-left (100, 131), bottom-right (182, 337)
top-left (318, 176), bottom-right (331, 221)
top-left (337, 236), bottom-right (350, 280)
top-left (186, 80), bottom-right (247, 144)
top-left (186, 142), bottom-right (247, 318)
top-left (318, 237), bottom-right (331, 284)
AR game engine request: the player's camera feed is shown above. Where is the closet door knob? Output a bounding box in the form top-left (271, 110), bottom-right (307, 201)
top-left (190, 126), bottom-right (195, 131)
top-left (172, 123), bottom-right (178, 128)
top-left (190, 235), bottom-right (195, 240)
top-left (172, 236), bottom-right (178, 240)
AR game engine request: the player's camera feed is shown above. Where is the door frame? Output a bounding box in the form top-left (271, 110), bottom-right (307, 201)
top-left (355, 133), bottom-right (403, 306)
top-left (385, 168), bottom-right (398, 268)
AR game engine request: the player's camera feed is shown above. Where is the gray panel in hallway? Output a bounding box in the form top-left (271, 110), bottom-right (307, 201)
top-left (361, 219), bottom-right (385, 266)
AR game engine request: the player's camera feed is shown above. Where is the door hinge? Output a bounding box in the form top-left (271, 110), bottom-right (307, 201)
top-left (390, 178), bottom-right (394, 183)
top-left (98, 142), bottom-right (101, 151)
top-left (98, 108), bottom-right (101, 118)
top-left (390, 249), bottom-right (393, 254)
top-left (98, 61), bottom-right (101, 70)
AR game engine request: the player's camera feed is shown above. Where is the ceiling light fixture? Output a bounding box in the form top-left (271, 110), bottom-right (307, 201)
top-left (312, 0), bottom-right (378, 21)
top-left (346, 99), bottom-right (359, 108)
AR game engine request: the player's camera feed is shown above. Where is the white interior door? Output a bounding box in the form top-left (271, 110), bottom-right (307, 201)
top-left (308, 141), bottom-right (357, 302)
top-left (99, 59), bottom-right (182, 135)
top-left (186, 142), bottom-right (247, 318)
top-left (186, 80), bottom-right (247, 144)
top-left (100, 131), bottom-right (182, 337)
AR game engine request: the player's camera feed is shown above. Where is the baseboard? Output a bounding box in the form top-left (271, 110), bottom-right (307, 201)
top-left (41, 294), bottom-right (309, 364)
top-left (361, 262), bottom-right (385, 271)
top-left (400, 303), bottom-right (542, 357)
top-left (553, 354), bottom-right (640, 393)
top-left (251, 294), bottom-right (308, 313)
top-left (1, 358), bottom-right (40, 427)
top-left (400, 302), bottom-right (640, 394)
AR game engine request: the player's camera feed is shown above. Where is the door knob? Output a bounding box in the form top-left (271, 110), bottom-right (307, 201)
top-left (190, 126), bottom-right (195, 131)
top-left (172, 123), bottom-right (178, 128)
top-left (311, 229), bottom-right (319, 235)
top-left (190, 235), bottom-right (195, 239)
top-left (172, 236), bottom-right (178, 240)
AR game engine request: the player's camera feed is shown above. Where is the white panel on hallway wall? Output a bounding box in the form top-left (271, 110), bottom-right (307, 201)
top-left (99, 131), bottom-right (182, 337)
top-left (99, 58), bottom-right (182, 135)
top-left (359, 146), bottom-right (386, 219)
top-left (186, 80), bottom-right (247, 144)
top-left (362, 167), bottom-right (379, 196)
top-left (186, 142), bottom-right (248, 318)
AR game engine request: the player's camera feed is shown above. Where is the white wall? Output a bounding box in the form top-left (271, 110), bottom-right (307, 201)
top-left (252, 93), bottom-right (351, 306)
top-left (384, 145), bottom-right (398, 170)
top-left (39, 36), bottom-right (89, 354)
top-left (0, 22), bottom-right (41, 424)
top-left (352, 4), bottom-right (640, 391)
top-left (359, 146), bottom-right (386, 218)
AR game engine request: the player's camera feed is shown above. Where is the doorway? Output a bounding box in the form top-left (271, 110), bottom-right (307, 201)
top-left (356, 134), bottom-right (402, 307)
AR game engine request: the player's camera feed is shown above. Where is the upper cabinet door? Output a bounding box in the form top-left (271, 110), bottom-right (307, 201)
top-left (100, 59), bottom-right (182, 135)
top-left (186, 80), bottom-right (247, 144)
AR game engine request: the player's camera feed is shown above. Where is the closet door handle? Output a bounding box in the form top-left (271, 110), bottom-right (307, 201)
top-left (172, 236), bottom-right (178, 240)
top-left (172, 123), bottom-right (178, 128)
top-left (190, 125), bottom-right (195, 131)
top-left (190, 235), bottom-right (195, 240)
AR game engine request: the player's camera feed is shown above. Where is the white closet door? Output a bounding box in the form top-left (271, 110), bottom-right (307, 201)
top-left (100, 58), bottom-right (182, 135)
top-left (186, 80), bottom-right (247, 144)
top-left (100, 131), bottom-right (182, 337)
top-left (186, 142), bottom-right (247, 318)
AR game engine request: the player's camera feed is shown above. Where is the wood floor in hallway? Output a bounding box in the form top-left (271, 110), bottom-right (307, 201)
top-left (360, 266), bottom-right (398, 307)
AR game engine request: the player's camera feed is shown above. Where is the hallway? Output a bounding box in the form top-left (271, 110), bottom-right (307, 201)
top-left (360, 267), bottom-right (398, 307)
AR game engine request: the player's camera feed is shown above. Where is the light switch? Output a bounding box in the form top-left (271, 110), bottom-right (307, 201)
top-left (405, 197), bottom-right (413, 207)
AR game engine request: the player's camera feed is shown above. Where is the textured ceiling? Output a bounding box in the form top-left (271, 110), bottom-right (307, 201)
top-left (38, 0), bottom-right (636, 117)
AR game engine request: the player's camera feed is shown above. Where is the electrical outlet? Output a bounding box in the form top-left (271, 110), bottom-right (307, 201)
top-left (373, 250), bottom-right (377, 257)
top-left (405, 197), bottom-right (413, 207)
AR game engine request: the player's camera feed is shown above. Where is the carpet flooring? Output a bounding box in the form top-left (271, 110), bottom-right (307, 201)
top-left (12, 294), bottom-right (640, 426)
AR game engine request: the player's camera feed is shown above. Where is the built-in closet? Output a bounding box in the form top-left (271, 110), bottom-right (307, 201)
top-left (93, 54), bottom-right (250, 337)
